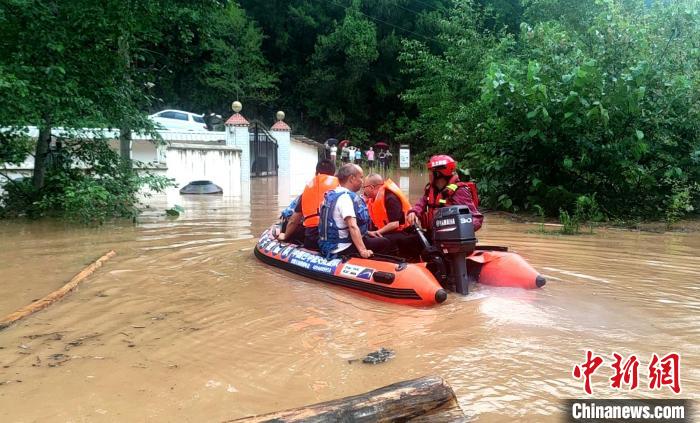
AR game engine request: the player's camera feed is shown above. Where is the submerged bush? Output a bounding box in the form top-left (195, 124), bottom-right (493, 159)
top-left (0, 137), bottom-right (172, 224)
top-left (559, 209), bottom-right (580, 235)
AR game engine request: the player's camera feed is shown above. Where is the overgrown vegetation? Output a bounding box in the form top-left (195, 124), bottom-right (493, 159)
top-left (0, 0), bottom-right (268, 222)
top-left (529, 194), bottom-right (602, 235)
top-left (0, 135), bottom-right (172, 224)
top-left (402, 0), bottom-right (700, 222)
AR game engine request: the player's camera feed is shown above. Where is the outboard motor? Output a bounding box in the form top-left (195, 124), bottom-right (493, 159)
top-left (414, 225), bottom-right (449, 287)
top-left (431, 206), bottom-right (477, 295)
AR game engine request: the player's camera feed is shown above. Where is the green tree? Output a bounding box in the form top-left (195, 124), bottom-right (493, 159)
top-left (400, 0), bottom-right (505, 156)
top-left (1, 0), bottom-right (278, 222)
top-left (239, 0), bottom-right (453, 143)
top-left (0, 0), bottom-right (158, 187)
top-left (144, 0), bottom-right (277, 118)
top-left (401, 0), bottom-right (700, 220)
top-left (193, 2), bottom-right (278, 114)
top-left (0, 0), bottom-right (170, 222)
top-left (302, 3), bottom-right (379, 129)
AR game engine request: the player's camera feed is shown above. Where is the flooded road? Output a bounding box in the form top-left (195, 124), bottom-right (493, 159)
top-left (0, 171), bottom-right (698, 422)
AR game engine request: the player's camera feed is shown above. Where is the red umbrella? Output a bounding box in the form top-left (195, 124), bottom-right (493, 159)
top-left (374, 141), bottom-right (389, 150)
top-left (338, 139), bottom-right (350, 149)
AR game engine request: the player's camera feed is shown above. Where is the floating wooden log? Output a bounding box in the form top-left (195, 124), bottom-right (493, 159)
top-left (230, 375), bottom-right (466, 422)
top-left (0, 250), bottom-right (116, 330)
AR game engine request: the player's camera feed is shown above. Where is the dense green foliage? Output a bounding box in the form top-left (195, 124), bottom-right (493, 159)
top-left (402, 0), bottom-right (700, 220)
top-left (0, 137), bottom-right (170, 223)
top-left (238, 0), bottom-right (455, 141)
top-left (1, 0), bottom-right (698, 222)
top-left (0, 0), bottom-right (164, 221)
top-left (0, 0), bottom-right (273, 221)
top-left (145, 1), bottom-right (277, 115)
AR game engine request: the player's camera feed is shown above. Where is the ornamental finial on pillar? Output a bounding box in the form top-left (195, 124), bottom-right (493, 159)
top-left (271, 110), bottom-right (291, 132)
top-left (226, 101), bottom-right (249, 126)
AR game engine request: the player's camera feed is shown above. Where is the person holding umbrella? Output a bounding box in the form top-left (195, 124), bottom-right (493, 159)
top-left (374, 141), bottom-right (389, 150)
top-left (378, 149), bottom-right (387, 172)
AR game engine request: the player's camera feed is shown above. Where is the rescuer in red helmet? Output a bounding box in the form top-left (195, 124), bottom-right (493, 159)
top-left (406, 155), bottom-right (483, 232)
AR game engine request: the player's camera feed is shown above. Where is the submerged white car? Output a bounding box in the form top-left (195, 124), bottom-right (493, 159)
top-left (149, 109), bottom-right (208, 131)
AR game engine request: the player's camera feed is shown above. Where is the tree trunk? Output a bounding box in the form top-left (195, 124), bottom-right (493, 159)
top-left (32, 125), bottom-right (51, 190)
top-left (117, 34), bottom-right (133, 169)
top-left (119, 128), bottom-right (132, 167)
top-left (230, 375), bottom-right (465, 423)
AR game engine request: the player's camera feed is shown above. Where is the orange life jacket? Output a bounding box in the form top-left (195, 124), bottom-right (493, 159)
top-left (421, 175), bottom-right (479, 228)
top-left (367, 179), bottom-right (412, 231)
top-left (301, 174), bottom-right (339, 228)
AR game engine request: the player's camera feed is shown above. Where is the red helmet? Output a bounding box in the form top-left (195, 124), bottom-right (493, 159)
top-left (427, 155), bottom-right (457, 177)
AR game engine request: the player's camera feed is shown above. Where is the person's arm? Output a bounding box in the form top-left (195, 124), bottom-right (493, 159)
top-left (372, 194), bottom-right (402, 235)
top-left (451, 187), bottom-right (483, 231)
top-left (278, 211), bottom-right (302, 241)
top-left (407, 195), bottom-right (428, 226)
top-left (346, 216), bottom-right (373, 258)
top-left (374, 221), bottom-right (399, 236)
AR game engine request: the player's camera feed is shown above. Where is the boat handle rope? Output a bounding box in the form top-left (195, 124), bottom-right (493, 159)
top-left (342, 252), bottom-right (407, 267)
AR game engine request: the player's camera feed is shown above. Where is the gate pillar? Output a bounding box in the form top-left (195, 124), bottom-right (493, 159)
top-left (270, 111), bottom-right (291, 180)
top-left (225, 101), bottom-right (251, 183)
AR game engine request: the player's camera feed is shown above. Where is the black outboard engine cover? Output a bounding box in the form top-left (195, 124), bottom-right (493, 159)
top-left (432, 206), bottom-right (477, 295)
top-left (432, 206), bottom-right (477, 253)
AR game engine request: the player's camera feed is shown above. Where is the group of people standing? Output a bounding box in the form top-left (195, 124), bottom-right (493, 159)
top-left (277, 155), bottom-right (483, 260)
top-left (329, 145), bottom-right (392, 171)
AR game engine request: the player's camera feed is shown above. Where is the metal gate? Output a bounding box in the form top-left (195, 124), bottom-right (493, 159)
top-left (249, 121), bottom-right (278, 177)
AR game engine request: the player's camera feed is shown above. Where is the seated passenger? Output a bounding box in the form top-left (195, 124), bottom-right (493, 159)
top-left (362, 173), bottom-right (416, 258)
top-left (277, 159), bottom-right (338, 250)
top-left (278, 195), bottom-right (305, 245)
top-left (318, 164), bottom-right (397, 258)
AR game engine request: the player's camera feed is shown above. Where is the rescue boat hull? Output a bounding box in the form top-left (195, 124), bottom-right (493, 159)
top-left (255, 226), bottom-right (545, 306)
top-left (468, 249), bottom-right (547, 290)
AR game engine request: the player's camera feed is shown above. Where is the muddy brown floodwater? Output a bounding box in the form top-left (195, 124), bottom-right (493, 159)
top-left (0, 171), bottom-right (698, 422)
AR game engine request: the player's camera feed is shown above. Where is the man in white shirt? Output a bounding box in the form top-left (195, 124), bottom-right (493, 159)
top-left (319, 164), bottom-right (397, 258)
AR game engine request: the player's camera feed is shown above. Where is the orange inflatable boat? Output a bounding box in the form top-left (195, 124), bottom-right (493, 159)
top-left (255, 227), bottom-right (446, 307)
top-left (254, 220), bottom-right (545, 307)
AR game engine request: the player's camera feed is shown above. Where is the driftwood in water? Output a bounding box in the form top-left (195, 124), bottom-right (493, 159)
top-left (0, 250), bottom-right (116, 330)
top-left (407, 402), bottom-right (468, 423)
top-left (231, 375), bottom-right (465, 422)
